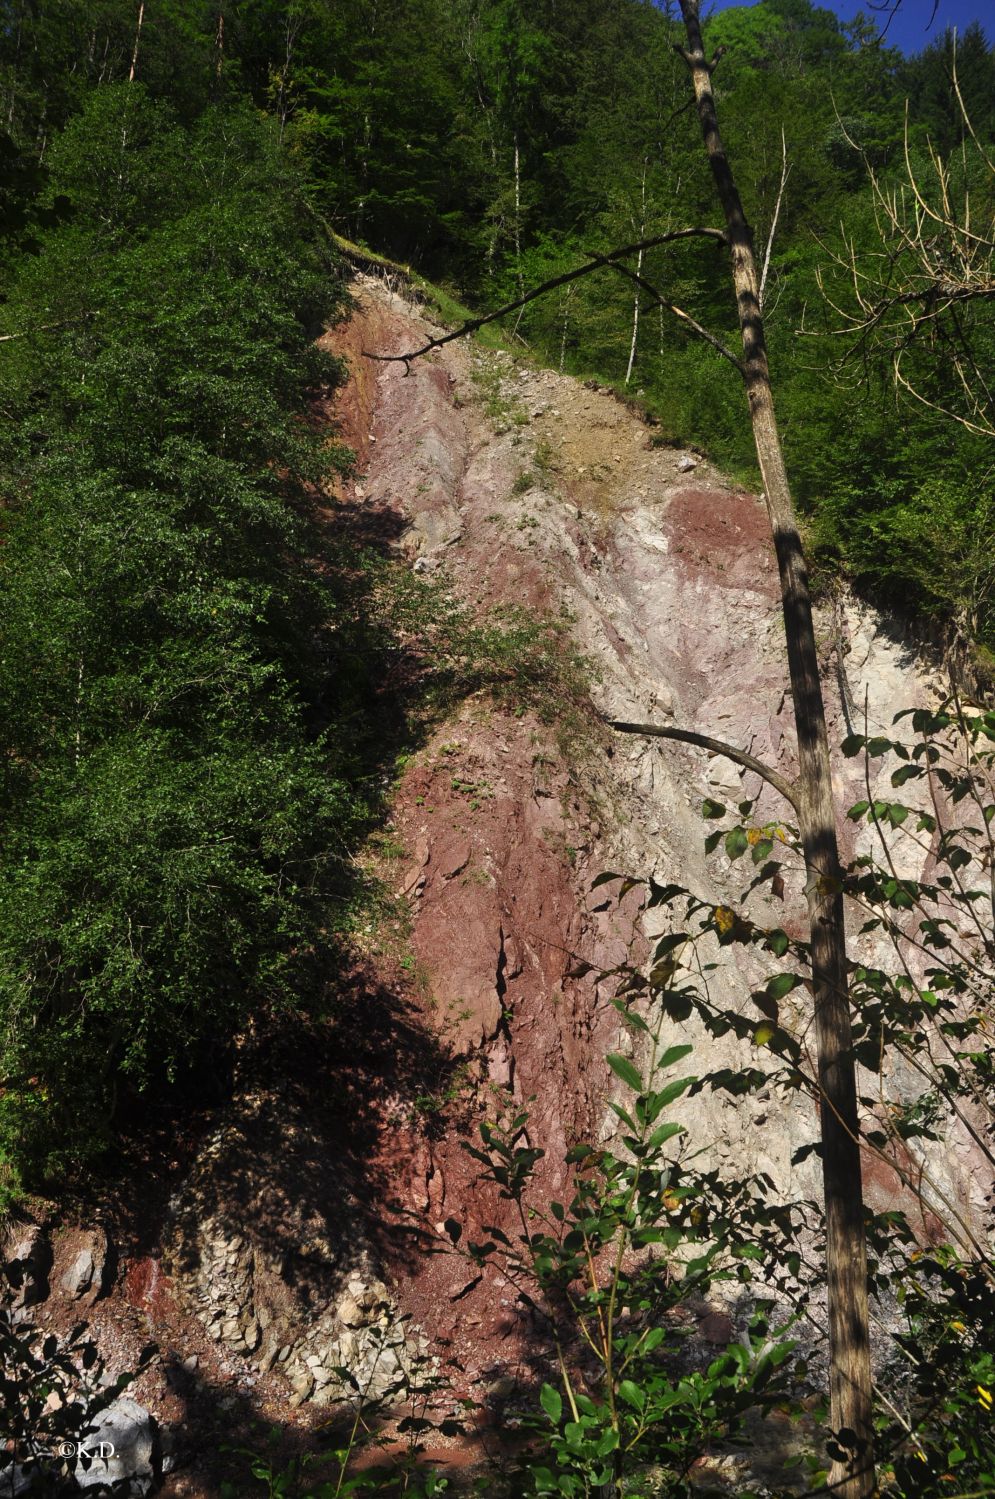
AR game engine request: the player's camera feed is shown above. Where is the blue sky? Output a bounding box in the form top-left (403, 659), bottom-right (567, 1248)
top-left (702, 0), bottom-right (991, 54)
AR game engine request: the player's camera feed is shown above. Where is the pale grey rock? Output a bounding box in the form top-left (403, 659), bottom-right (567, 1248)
top-left (3, 1224), bottom-right (51, 1307)
top-left (62, 1248), bottom-right (95, 1299)
top-left (337, 1293), bottom-right (364, 1328)
top-left (75, 1397), bottom-right (156, 1496)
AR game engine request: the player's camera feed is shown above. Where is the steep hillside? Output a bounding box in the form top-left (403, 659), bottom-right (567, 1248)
top-left (3, 278), bottom-right (987, 1497)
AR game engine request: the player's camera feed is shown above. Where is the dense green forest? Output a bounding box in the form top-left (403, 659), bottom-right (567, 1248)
top-left (0, 0), bottom-right (993, 1180)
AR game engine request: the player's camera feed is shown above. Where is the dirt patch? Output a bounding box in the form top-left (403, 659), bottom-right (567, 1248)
top-left (661, 487), bottom-right (779, 594)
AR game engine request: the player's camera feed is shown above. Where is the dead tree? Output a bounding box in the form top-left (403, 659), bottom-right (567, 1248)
top-left (815, 67), bottom-right (995, 441)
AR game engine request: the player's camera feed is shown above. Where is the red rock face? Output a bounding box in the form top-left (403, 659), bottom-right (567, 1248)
top-left (373, 717), bottom-right (639, 1382)
top-left (660, 487), bottom-right (779, 595)
top-left (318, 279), bottom-right (989, 1377)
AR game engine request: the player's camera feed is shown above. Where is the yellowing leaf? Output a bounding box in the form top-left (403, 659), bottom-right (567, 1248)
top-left (714, 905), bottom-right (735, 935)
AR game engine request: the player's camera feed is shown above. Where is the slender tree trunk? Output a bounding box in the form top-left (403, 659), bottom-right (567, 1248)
top-left (560, 284), bottom-right (574, 373)
top-left (214, 9), bottom-right (225, 82)
top-left (677, 4), bottom-right (874, 1493)
top-left (625, 161), bottom-right (648, 386)
top-left (513, 131), bottom-right (524, 296)
top-left (128, 2), bottom-right (144, 85)
top-left (624, 252), bottom-right (641, 385)
top-left (357, 3), bottom-right (379, 237)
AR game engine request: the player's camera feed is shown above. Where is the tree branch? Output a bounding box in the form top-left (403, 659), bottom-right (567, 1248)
top-left (0, 316), bottom-right (91, 344)
top-left (587, 254), bottom-right (745, 374)
top-left (362, 227), bottom-right (727, 368)
top-left (607, 718), bottom-right (800, 812)
top-left (759, 128), bottom-right (790, 311)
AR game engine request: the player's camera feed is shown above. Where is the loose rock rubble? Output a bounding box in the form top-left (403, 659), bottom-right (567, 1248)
top-left (164, 1099), bottom-right (428, 1412)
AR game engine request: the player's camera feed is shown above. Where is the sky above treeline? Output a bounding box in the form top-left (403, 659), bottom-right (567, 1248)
top-left (702, 0), bottom-right (991, 54)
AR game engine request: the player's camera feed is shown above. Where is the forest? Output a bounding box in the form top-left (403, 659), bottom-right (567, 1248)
top-left (1, 1), bottom-right (995, 1497)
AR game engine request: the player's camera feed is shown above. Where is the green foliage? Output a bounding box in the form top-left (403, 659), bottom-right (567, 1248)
top-left (0, 1310), bottom-right (156, 1495)
top-left (464, 1020), bottom-right (801, 1497)
top-left (589, 703), bottom-right (995, 1493)
top-left (0, 90), bottom-right (358, 1192)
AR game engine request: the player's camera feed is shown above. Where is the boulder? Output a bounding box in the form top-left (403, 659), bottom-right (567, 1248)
top-left (60, 1227), bottom-right (112, 1304)
top-left (2, 1224), bottom-right (52, 1308)
top-left (75, 1397), bottom-right (157, 1495)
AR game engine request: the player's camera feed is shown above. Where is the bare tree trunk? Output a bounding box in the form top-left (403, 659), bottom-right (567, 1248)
top-left (677, 5), bottom-right (874, 1493)
top-left (513, 131), bottom-right (524, 296)
top-left (128, 2), bottom-right (144, 85)
top-left (560, 284), bottom-right (574, 373)
top-left (357, 1), bottom-right (379, 237)
top-left (625, 160), bottom-right (648, 386)
top-left (214, 9), bottom-right (225, 82)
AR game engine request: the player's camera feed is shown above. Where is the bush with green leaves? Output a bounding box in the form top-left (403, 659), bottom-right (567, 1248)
top-left (589, 698), bottom-right (995, 1494)
top-left (463, 1016), bottom-right (802, 1498)
top-left (0, 1310), bottom-right (156, 1496)
top-left (0, 87), bottom-right (357, 1193)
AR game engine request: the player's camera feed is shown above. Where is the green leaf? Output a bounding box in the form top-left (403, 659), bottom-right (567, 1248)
top-left (891, 764), bottom-right (921, 787)
top-left (658, 1043), bottom-right (694, 1069)
top-left (540, 1384), bottom-right (563, 1424)
top-left (702, 798), bottom-right (726, 819)
top-left (653, 1076), bottom-right (693, 1108)
top-left (767, 972), bottom-right (799, 1002)
top-left (618, 1379), bottom-right (646, 1410)
top-left (607, 1053), bottom-right (643, 1092)
top-left (725, 826), bottom-right (749, 860)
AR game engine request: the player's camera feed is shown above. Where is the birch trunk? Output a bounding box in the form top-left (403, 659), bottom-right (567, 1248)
top-left (625, 162), bottom-right (648, 386)
top-left (513, 132), bottom-right (524, 296)
top-left (128, 2), bottom-right (144, 84)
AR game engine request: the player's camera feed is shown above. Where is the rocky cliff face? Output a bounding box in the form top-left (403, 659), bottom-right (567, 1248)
top-left (3, 276), bottom-right (985, 1494)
